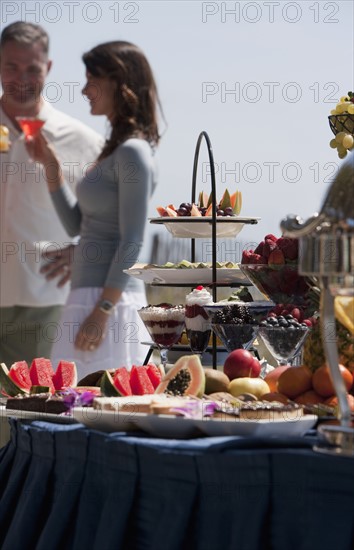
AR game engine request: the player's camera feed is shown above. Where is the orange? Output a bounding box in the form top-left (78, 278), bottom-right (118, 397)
top-left (264, 366), bottom-right (290, 393)
top-left (261, 392), bottom-right (290, 405)
top-left (312, 364), bottom-right (353, 398)
top-left (277, 366), bottom-right (313, 399)
top-left (294, 390), bottom-right (324, 405)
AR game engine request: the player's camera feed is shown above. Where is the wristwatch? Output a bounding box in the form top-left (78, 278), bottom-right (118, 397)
top-left (98, 299), bottom-right (115, 315)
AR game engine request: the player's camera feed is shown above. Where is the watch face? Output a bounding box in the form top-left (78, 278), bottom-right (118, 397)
top-left (100, 300), bottom-right (114, 312)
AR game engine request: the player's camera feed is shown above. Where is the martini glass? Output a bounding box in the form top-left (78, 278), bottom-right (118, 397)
top-left (257, 325), bottom-right (309, 366)
top-left (16, 116), bottom-right (45, 141)
top-left (138, 304), bottom-right (185, 370)
top-left (210, 323), bottom-right (259, 352)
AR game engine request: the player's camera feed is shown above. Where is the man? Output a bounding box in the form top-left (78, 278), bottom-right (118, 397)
top-left (0, 21), bottom-right (103, 366)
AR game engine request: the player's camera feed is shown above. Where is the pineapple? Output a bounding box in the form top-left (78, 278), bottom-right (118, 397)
top-left (303, 287), bottom-right (354, 373)
top-left (303, 320), bottom-right (354, 373)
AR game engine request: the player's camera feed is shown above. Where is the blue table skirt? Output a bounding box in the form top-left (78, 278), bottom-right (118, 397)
top-left (0, 419), bottom-right (353, 550)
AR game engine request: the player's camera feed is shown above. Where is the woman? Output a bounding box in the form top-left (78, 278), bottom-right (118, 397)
top-left (28, 41), bottom-right (161, 379)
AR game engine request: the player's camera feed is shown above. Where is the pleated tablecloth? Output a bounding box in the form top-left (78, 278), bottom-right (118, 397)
top-left (0, 419), bottom-right (353, 550)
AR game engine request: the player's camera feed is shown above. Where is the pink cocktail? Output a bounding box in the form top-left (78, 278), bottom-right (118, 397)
top-left (16, 117), bottom-right (45, 140)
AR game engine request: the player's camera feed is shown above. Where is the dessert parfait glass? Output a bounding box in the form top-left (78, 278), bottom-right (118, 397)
top-left (185, 286), bottom-right (213, 356)
top-left (138, 304), bottom-right (185, 369)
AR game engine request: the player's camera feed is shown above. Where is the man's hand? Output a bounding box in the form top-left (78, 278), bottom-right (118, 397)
top-left (40, 244), bottom-right (75, 287)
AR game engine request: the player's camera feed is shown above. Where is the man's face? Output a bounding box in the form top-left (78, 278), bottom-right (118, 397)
top-left (0, 40), bottom-right (51, 111)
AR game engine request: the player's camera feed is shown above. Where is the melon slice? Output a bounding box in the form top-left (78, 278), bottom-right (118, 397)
top-left (113, 367), bottom-right (132, 396)
top-left (145, 363), bottom-right (162, 390)
top-left (29, 358), bottom-right (55, 393)
top-left (190, 203), bottom-right (202, 217)
top-left (52, 360), bottom-right (77, 390)
top-left (130, 366), bottom-right (155, 395)
top-left (100, 370), bottom-right (121, 397)
top-left (8, 361), bottom-right (31, 392)
top-left (155, 355), bottom-right (205, 397)
top-left (0, 363), bottom-right (29, 397)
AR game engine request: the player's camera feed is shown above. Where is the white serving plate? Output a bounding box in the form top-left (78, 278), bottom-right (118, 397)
top-left (124, 265), bottom-right (248, 285)
top-left (72, 407), bottom-right (141, 432)
top-left (72, 407), bottom-right (317, 438)
top-left (149, 217), bottom-right (260, 239)
top-left (195, 414), bottom-right (317, 438)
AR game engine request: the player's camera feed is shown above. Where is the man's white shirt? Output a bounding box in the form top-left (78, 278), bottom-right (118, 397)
top-left (0, 101), bottom-right (104, 307)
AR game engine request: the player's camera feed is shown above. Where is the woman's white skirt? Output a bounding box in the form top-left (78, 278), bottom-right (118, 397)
top-left (50, 287), bottom-right (150, 381)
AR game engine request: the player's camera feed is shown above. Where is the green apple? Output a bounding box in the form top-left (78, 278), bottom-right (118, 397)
top-left (228, 377), bottom-right (270, 399)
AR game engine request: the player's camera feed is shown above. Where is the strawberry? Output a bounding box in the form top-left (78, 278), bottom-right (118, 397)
top-left (263, 239), bottom-right (277, 259)
top-left (264, 234), bottom-right (278, 243)
top-left (277, 237), bottom-right (298, 261)
top-left (254, 240), bottom-right (265, 255)
top-left (241, 250), bottom-right (253, 264)
top-left (291, 307), bottom-right (302, 321)
top-left (268, 249), bottom-right (285, 265)
top-left (248, 253), bottom-right (265, 264)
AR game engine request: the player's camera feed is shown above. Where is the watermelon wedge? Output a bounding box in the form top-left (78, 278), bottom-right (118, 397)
top-left (145, 363), bottom-right (162, 390)
top-left (8, 361), bottom-right (32, 392)
top-left (130, 366), bottom-right (154, 395)
top-left (52, 360), bottom-right (77, 390)
top-left (30, 358), bottom-right (55, 393)
top-left (113, 367), bottom-right (132, 396)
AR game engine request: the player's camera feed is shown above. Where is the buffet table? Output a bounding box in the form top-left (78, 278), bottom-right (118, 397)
top-left (0, 418), bottom-right (354, 550)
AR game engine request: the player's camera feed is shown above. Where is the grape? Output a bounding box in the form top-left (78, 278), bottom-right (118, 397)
top-left (329, 138), bottom-right (337, 149)
top-left (180, 202), bottom-right (192, 212)
top-left (177, 207), bottom-right (189, 216)
top-left (338, 147), bottom-right (348, 159)
top-left (216, 209), bottom-right (224, 216)
top-left (224, 206), bottom-right (234, 216)
top-left (342, 134), bottom-right (354, 149)
top-left (335, 132), bottom-right (346, 144)
top-left (199, 207), bottom-right (207, 216)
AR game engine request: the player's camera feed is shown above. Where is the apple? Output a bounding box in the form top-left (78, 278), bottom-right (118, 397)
top-left (223, 349), bottom-right (261, 381)
top-left (228, 378), bottom-right (270, 399)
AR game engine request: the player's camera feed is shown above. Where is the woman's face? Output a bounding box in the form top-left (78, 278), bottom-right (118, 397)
top-left (82, 72), bottom-right (116, 120)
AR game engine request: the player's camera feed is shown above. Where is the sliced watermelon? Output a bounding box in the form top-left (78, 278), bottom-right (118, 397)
top-left (52, 360), bottom-right (77, 390)
top-left (29, 357), bottom-right (55, 393)
top-left (8, 361), bottom-right (32, 392)
top-left (113, 367), bottom-right (132, 396)
top-left (0, 363), bottom-right (28, 397)
top-left (130, 366), bottom-right (155, 395)
top-left (145, 363), bottom-right (162, 390)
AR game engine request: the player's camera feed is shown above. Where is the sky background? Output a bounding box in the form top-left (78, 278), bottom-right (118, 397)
top-left (1, 0), bottom-right (353, 263)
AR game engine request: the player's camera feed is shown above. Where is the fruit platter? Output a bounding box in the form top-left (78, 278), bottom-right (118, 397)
top-left (124, 260), bottom-right (248, 285)
top-left (152, 189), bottom-right (259, 238)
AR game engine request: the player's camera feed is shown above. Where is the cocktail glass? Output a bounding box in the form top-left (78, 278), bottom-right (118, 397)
top-left (258, 325), bottom-right (310, 366)
top-left (210, 323), bottom-right (259, 352)
top-left (16, 116), bottom-right (45, 141)
top-left (138, 305), bottom-right (185, 369)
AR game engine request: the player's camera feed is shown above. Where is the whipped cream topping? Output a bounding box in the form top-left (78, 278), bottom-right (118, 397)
top-left (185, 286), bottom-right (213, 307)
top-left (139, 305), bottom-right (185, 322)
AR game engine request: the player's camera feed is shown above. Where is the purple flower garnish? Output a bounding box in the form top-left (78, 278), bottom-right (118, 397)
top-left (61, 388), bottom-right (95, 411)
top-left (170, 400), bottom-right (218, 419)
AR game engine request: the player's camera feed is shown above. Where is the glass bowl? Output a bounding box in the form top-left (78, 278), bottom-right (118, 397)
top-left (211, 323), bottom-right (259, 352)
top-left (239, 264), bottom-right (311, 306)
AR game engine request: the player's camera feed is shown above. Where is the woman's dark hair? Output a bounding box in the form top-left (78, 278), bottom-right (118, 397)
top-left (83, 41), bottom-right (162, 160)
